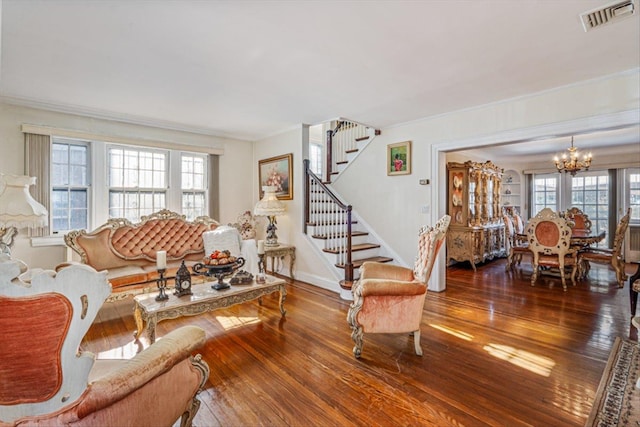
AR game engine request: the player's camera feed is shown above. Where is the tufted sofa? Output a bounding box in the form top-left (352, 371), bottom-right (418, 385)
top-left (61, 209), bottom-right (219, 300)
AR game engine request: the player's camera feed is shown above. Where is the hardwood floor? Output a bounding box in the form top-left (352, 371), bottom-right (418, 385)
top-left (82, 259), bottom-right (638, 427)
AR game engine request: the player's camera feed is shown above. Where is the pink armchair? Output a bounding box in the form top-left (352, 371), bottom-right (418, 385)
top-left (347, 215), bottom-right (450, 358)
top-left (0, 256), bottom-right (209, 427)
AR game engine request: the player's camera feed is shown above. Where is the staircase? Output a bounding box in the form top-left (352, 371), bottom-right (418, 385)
top-left (304, 149), bottom-right (393, 300)
top-left (324, 119), bottom-right (381, 183)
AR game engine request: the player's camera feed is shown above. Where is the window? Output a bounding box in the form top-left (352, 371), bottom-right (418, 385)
top-left (532, 174), bottom-right (558, 215)
top-left (181, 153), bottom-right (207, 220)
top-left (108, 146), bottom-right (168, 221)
top-left (51, 139), bottom-right (90, 233)
top-left (571, 173), bottom-right (610, 242)
top-left (309, 143), bottom-right (323, 175)
top-left (629, 169), bottom-right (640, 223)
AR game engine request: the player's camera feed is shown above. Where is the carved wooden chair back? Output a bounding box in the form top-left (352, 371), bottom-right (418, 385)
top-left (526, 208), bottom-right (578, 290)
top-left (0, 258), bottom-right (110, 421)
top-left (413, 215), bottom-right (451, 284)
top-left (611, 207), bottom-right (631, 258)
top-left (565, 207), bottom-right (592, 234)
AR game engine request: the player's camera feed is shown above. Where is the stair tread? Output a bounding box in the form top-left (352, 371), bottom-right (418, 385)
top-left (312, 231), bottom-right (368, 239)
top-left (336, 256), bottom-right (393, 269)
top-left (354, 136), bottom-right (370, 142)
top-left (345, 148), bottom-right (359, 154)
top-left (323, 243), bottom-right (380, 254)
top-left (307, 220), bottom-right (357, 226)
top-left (336, 160), bottom-right (348, 165)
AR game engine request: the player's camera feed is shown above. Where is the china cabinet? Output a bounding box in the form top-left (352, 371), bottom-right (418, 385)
top-left (446, 160), bottom-right (506, 270)
top-left (501, 169), bottom-right (522, 216)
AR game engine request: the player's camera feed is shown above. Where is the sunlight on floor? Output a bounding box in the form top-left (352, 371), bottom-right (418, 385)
top-left (97, 341), bottom-right (143, 359)
top-left (216, 315), bottom-right (261, 330)
top-left (429, 323), bottom-right (474, 341)
top-left (483, 343), bottom-right (555, 377)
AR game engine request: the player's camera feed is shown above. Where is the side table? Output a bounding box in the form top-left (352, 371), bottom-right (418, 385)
top-left (264, 243), bottom-right (296, 280)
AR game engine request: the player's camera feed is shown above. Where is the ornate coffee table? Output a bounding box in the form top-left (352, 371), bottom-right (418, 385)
top-left (133, 275), bottom-right (286, 343)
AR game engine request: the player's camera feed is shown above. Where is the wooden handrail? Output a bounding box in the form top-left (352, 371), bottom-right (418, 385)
top-left (304, 159), bottom-right (354, 282)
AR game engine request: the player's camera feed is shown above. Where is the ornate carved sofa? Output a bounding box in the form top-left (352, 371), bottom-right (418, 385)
top-left (0, 255), bottom-right (209, 427)
top-left (61, 210), bottom-right (219, 300)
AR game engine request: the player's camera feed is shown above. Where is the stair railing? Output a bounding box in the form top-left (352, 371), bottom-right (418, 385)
top-left (325, 119), bottom-right (377, 183)
top-left (304, 159), bottom-right (354, 282)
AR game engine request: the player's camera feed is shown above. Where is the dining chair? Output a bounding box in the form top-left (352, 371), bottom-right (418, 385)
top-left (578, 208), bottom-right (631, 287)
top-left (503, 213), bottom-right (530, 271)
top-left (526, 208), bottom-right (578, 291)
top-left (347, 215), bottom-right (450, 359)
top-left (565, 207), bottom-right (592, 235)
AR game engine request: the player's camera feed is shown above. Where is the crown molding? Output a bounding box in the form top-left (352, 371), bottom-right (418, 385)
top-left (0, 94), bottom-right (251, 141)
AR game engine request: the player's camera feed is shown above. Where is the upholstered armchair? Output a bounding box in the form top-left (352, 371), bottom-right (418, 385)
top-left (0, 256), bottom-right (209, 427)
top-left (578, 208), bottom-right (631, 287)
top-left (526, 208), bottom-right (578, 291)
top-left (347, 215), bottom-right (450, 359)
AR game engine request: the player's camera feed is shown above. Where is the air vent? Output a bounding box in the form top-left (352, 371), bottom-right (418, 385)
top-left (580, 0), bottom-right (636, 31)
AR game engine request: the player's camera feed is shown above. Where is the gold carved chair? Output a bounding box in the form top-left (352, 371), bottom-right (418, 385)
top-left (504, 212), bottom-right (530, 271)
top-left (578, 208), bottom-right (631, 288)
top-left (347, 215), bottom-right (450, 359)
top-left (526, 208), bottom-right (578, 291)
top-left (565, 207), bottom-right (592, 235)
top-left (0, 256), bottom-right (209, 427)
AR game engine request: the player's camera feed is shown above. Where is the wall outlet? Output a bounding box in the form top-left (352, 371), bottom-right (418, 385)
top-left (419, 179), bottom-right (430, 185)
top-left (421, 205), bottom-right (430, 214)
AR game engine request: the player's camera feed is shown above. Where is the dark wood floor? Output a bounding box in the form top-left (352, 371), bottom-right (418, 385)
top-left (82, 259), bottom-right (638, 427)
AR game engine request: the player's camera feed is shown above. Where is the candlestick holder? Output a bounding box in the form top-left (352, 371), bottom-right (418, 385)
top-left (256, 253), bottom-right (266, 284)
top-left (155, 268), bottom-right (169, 301)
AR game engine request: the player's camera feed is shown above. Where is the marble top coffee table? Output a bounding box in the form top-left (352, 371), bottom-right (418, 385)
top-left (133, 275), bottom-right (286, 343)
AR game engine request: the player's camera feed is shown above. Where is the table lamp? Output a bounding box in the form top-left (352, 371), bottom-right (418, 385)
top-left (253, 186), bottom-right (286, 247)
top-left (0, 174), bottom-right (49, 255)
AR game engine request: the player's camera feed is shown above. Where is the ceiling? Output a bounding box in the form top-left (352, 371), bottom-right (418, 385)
top-left (1, 0), bottom-right (639, 150)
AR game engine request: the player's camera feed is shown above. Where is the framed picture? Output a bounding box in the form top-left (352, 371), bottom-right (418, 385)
top-left (387, 141), bottom-right (411, 176)
top-left (258, 153), bottom-right (293, 200)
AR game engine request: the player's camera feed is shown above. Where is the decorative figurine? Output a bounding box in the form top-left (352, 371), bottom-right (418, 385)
top-left (155, 268), bottom-right (169, 301)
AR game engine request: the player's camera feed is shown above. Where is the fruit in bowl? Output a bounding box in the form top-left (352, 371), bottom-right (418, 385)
top-left (203, 250), bottom-right (238, 266)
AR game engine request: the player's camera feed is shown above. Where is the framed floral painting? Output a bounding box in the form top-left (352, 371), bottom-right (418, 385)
top-left (258, 153), bottom-right (293, 200)
top-left (387, 141), bottom-right (411, 176)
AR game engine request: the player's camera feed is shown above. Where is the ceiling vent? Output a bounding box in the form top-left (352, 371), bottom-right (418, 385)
top-left (580, 0), bottom-right (637, 31)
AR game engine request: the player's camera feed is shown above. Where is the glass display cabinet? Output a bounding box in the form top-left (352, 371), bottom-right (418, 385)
top-left (446, 160), bottom-right (505, 270)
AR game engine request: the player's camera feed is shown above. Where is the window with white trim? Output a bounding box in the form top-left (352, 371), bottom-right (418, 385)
top-left (51, 139), bottom-right (90, 234)
top-left (108, 146), bottom-right (168, 221)
top-left (532, 174), bottom-right (559, 215)
top-left (309, 143), bottom-right (323, 175)
top-left (181, 153), bottom-right (207, 220)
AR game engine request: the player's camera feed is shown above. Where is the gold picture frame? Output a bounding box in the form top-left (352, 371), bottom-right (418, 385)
top-left (387, 141), bottom-right (411, 176)
top-left (258, 153), bottom-right (293, 200)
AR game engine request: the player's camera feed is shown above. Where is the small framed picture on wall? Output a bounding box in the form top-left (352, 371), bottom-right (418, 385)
top-left (387, 141), bottom-right (411, 176)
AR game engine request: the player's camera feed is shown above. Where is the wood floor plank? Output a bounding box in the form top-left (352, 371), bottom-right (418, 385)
top-left (82, 260), bottom-right (638, 426)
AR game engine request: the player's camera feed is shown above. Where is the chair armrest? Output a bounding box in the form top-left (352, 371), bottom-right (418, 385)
top-left (358, 278), bottom-right (426, 297)
top-left (55, 261), bottom-right (84, 272)
top-left (360, 262), bottom-right (414, 281)
top-left (75, 325), bottom-right (206, 417)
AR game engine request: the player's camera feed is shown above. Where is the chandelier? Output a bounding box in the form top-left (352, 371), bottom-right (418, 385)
top-left (553, 137), bottom-right (593, 176)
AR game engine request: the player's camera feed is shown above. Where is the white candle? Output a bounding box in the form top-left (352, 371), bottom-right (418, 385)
top-left (257, 240), bottom-right (265, 255)
top-left (156, 251), bottom-right (167, 270)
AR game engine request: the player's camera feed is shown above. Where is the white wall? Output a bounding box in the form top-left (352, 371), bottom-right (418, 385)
top-left (0, 103), bottom-right (254, 269)
top-left (332, 70), bottom-right (640, 292)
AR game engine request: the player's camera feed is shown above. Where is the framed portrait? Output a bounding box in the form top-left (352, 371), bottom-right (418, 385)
top-left (387, 141), bottom-right (411, 176)
top-left (258, 153), bottom-right (293, 200)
